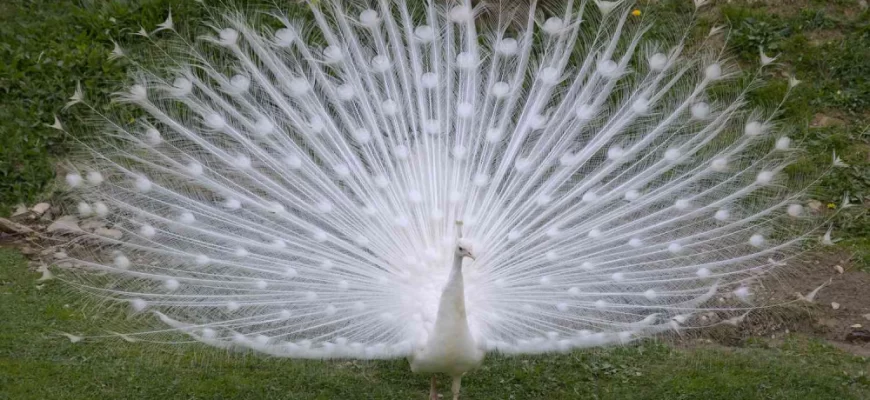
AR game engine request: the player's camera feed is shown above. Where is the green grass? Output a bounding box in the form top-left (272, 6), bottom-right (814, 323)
top-left (2, 250), bottom-right (869, 399)
top-left (2, 1), bottom-right (870, 398)
top-left (711, 1), bottom-right (870, 269)
top-left (0, 0), bottom-right (206, 213)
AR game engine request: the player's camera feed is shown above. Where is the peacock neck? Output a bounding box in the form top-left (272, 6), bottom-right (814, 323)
top-left (432, 253), bottom-right (469, 337)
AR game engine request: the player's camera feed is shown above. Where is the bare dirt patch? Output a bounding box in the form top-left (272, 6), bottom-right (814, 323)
top-left (807, 29), bottom-right (847, 46)
top-left (699, 249), bottom-right (870, 356)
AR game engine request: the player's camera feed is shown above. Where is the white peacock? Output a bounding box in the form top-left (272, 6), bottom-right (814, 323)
top-left (57, 1), bottom-right (822, 398)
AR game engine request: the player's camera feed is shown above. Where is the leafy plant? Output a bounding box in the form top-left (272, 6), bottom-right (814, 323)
top-left (727, 13), bottom-right (791, 61)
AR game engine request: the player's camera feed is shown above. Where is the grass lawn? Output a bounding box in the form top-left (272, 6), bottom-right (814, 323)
top-left (2, 249), bottom-right (869, 399)
top-left (1, 0), bottom-right (870, 399)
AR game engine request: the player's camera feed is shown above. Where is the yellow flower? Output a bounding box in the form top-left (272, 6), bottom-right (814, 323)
top-left (631, 9), bottom-right (642, 17)
top-left (827, 203), bottom-right (836, 209)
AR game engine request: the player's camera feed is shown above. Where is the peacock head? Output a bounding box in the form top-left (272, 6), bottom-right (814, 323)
top-left (454, 220), bottom-right (476, 260)
top-left (456, 238), bottom-right (475, 260)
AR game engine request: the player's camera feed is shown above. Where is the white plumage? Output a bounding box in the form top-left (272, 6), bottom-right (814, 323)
top-left (59, 0), bottom-right (818, 398)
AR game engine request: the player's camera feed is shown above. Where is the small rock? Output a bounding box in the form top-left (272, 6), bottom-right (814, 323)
top-left (95, 227), bottom-right (123, 240)
top-left (846, 329), bottom-right (870, 343)
top-left (831, 302), bottom-right (840, 310)
top-left (31, 203), bottom-right (51, 215)
top-left (47, 216), bottom-right (80, 233)
top-left (851, 324), bottom-right (863, 328)
top-left (863, 313), bottom-right (870, 321)
top-left (807, 200), bottom-right (822, 211)
top-left (11, 204), bottom-right (28, 217)
top-left (833, 265), bottom-right (844, 274)
top-left (20, 246), bottom-right (37, 255)
top-left (54, 252), bottom-right (68, 260)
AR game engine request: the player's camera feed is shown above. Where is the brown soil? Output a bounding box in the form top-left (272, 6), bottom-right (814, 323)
top-left (696, 249), bottom-right (870, 356)
top-left (783, 253), bottom-right (870, 355)
top-left (806, 29), bottom-right (847, 46)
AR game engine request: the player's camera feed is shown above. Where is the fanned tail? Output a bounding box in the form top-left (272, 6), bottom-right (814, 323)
top-left (58, 0), bottom-right (819, 358)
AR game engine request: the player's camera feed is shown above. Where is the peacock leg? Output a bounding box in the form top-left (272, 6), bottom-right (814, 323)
top-left (451, 375), bottom-right (462, 400)
top-left (429, 375), bottom-right (438, 400)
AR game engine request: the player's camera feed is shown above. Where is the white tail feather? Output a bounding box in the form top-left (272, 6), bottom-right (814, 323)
top-left (61, 0), bottom-right (818, 359)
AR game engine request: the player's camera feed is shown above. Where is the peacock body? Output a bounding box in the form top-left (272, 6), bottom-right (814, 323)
top-left (59, 0), bottom-right (818, 397)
